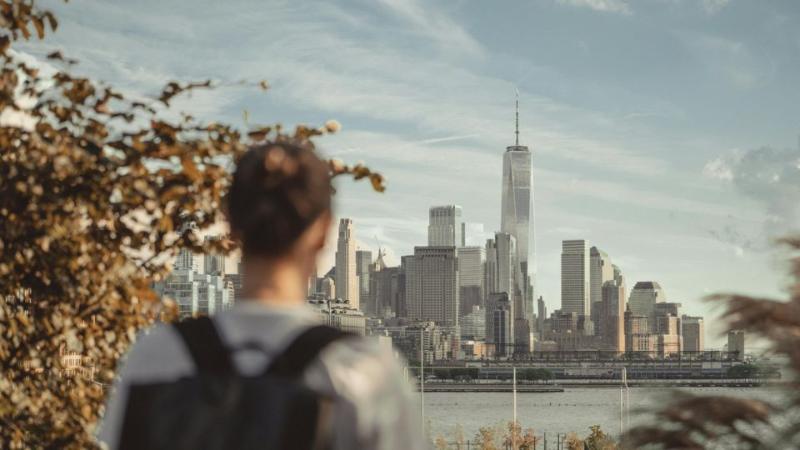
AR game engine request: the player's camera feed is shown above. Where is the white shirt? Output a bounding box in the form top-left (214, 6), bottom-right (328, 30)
top-left (97, 301), bottom-right (428, 450)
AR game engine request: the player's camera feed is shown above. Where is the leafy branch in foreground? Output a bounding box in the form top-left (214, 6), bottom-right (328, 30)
top-left (0, 2), bottom-right (383, 448)
top-left (625, 238), bottom-right (800, 449)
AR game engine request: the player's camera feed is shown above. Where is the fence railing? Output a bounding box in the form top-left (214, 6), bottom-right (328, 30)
top-left (435, 432), bottom-right (578, 450)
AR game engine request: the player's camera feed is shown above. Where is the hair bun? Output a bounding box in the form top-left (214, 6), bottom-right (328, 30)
top-left (227, 142), bottom-right (331, 257)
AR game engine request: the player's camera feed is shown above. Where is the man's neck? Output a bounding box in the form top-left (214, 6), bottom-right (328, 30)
top-left (240, 257), bottom-right (306, 307)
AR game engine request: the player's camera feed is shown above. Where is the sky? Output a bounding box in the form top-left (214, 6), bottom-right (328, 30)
top-left (19, 0), bottom-right (800, 346)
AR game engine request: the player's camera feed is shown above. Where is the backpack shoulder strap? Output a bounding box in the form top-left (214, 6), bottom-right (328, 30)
top-left (173, 316), bottom-right (235, 375)
top-left (265, 325), bottom-right (353, 378)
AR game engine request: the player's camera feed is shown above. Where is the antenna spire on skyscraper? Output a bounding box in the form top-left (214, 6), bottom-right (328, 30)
top-left (515, 88), bottom-right (520, 146)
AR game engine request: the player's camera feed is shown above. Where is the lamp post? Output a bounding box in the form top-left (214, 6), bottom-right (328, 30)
top-left (420, 326), bottom-right (425, 432)
top-left (512, 365), bottom-right (517, 449)
top-left (325, 298), bottom-right (332, 326)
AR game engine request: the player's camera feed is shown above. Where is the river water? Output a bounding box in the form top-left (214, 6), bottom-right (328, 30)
top-left (423, 387), bottom-right (785, 442)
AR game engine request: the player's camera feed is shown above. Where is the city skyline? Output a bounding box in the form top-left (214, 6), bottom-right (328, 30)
top-left (21, 0), bottom-right (800, 345)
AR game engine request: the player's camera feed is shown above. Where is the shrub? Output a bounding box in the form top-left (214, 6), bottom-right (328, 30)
top-left (0, 2), bottom-right (382, 447)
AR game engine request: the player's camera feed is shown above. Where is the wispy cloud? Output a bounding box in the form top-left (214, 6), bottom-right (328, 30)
top-left (538, 168), bottom-right (749, 219)
top-left (679, 31), bottom-right (774, 88)
top-left (556, 0), bottom-right (632, 15)
top-left (376, 0), bottom-right (484, 57)
top-left (701, 0), bottom-right (731, 14)
top-left (414, 134), bottom-right (481, 145)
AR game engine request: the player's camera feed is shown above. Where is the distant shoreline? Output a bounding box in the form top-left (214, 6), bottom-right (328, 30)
top-left (416, 379), bottom-right (785, 391)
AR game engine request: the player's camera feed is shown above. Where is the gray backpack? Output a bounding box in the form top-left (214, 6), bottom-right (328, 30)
top-left (118, 316), bottom-right (352, 450)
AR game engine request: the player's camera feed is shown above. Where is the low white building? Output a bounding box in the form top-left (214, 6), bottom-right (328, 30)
top-left (161, 247), bottom-right (234, 318)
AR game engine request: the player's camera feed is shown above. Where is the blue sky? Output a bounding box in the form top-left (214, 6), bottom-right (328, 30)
top-left (21, 0), bottom-right (800, 345)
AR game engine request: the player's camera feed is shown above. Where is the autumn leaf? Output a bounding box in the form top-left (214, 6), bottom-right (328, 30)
top-left (32, 16), bottom-right (44, 39)
top-left (181, 156), bottom-right (201, 181)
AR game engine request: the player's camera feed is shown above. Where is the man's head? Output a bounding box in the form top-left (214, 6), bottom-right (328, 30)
top-left (227, 142), bottom-right (332, 268)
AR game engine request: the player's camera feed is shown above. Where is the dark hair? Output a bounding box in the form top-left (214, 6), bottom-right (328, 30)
top-left (227, 142), bottom-right (332, 258)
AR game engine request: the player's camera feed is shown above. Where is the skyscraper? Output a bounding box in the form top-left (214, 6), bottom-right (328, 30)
top-left (561, 240), bottom-right (590, 321)
top-left (589, 246), bottom-right (613, 334)
top-left (628, 281), bottom-right (665, 318)
top-left (681, 315), bottom-right (705, 352)
top-left (335, 218), bottom-right (359, 309)
top-left (727, 329), bottom-right (745, 360)
top-left (175, 247), bottom-right (197, 272)
top-left (458, 246), bottom-right (485, 316)
top-left (500, 93), bottom-right (535, 324)
top-left (405, 246), bottom-right (459, 327)
top-left (397, 255), bottom-right (413, 318)
top-left (484, 238), bottom-right (498, 303)
top-left (483, 233), bottom-right (520, 351)
top-left (536, 296), bottom-right (546, 335)
top-left (174, 220), bottom-right (201, 273)
top-left (600, 267), bottom-right (626, 353)
top-left (203, 235), bottom-right (226, 276)
top-left (368, 249), bottom-right (405, 318)
top-left (355, 249), bottom-right (372, 314)
top-left (489, 233), bottom-right (519, 316)
top-left (486, 292), bottom-right (512, 357)
top-left (428, 205), bottom-right (463, 247)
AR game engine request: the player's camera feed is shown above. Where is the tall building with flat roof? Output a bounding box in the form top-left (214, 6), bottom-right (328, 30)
top-left (682, 315), bottom-right (705, 352)
top-left (485, 233), bottom-right (520, 324)
top-left (601, 274), bottom-right (626, 353)
top-left (335, 218), bottom-right (359, 309)
top-left (537, 296), bottom-right (546, 335)
top-left (728, 329), bottom-right (745, 360)
top-left (203, 235), bottom-right (226, 276)
top-left (589, 247), bottom-right (613, 335)
top-left (495, 233), bottom-right (519, 311)
top-left (405, 246), bottom-right (459, 327)
top-left (355, 249), bottom-right (372, 314)
top-left (561, 240), bottom-right (590, 319)
top-left (484, 238), bottom-right (498, 303)
top-left (488, 293), bottom-right (512, 357)
top-left (484, 235), bottom-right (515, 299)
top-left (428, 205), bottom-right (463, 247)
top-left (458, 246), bottom-right (485, 316)
top-left (458, 246), bottom-right (485, 287)
top-left (628, 281), bottom-right (665, 318)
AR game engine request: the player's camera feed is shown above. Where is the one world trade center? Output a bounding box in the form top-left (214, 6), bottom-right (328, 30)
top-left (500, 92), bottom-right (535, 329)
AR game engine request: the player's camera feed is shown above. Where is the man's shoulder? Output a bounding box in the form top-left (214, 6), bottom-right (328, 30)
top-left (121, 322), bottom-right (194, 381)
top-left (314, 334), bottom-right (409, 398)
